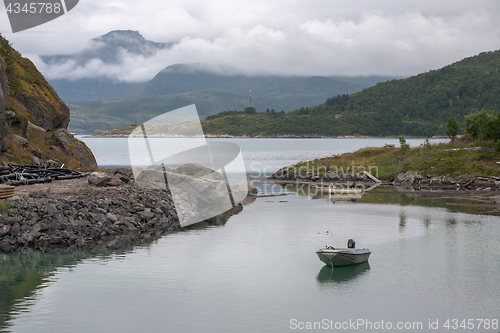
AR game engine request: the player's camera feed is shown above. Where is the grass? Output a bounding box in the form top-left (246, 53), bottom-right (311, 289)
top-left (283, 138), bottom-right (500, 180)
top-left (0, 199), bottom-right (16, 211)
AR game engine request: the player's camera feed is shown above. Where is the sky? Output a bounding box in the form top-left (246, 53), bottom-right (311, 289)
top-left (1, 0), bottom-right (500, 82)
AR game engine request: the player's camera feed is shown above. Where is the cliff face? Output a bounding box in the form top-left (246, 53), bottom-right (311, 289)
top-left (0, 35), bottom-right (97, 171)
top-left (0, 62), bottom-right (7, 151)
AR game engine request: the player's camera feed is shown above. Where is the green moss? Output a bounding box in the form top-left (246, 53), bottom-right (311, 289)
top-left (0, 199), bottom-right (16, 211)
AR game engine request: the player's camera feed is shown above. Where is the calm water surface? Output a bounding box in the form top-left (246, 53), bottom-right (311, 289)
top-left (78, 137), bottom-right (445, 177)
top-left (1, 138), bottom-right (499, 333)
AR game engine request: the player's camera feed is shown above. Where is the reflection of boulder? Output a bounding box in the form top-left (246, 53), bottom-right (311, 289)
top-left (317, 262), bottom-right (370, 284)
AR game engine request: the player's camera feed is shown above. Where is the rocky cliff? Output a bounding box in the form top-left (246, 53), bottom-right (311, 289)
top-left (0, 62), bottom-right (7, 151)
top-left (0, 35), bottom-right (97, 170)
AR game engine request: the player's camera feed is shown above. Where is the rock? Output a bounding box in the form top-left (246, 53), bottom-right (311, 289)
top-left (247, 181), bottom-right (258, 195)
top-left (114, 169), bottom-right (133, 183)
top-left (52, 129), bottom-right (72, 148)
top-left (0, 224), bottom-right (11, 236)
top-left (394, 171), bottom-right (423, 185)
top-left (46, 159), bottom-right (62, 168)
top-left (174, 163), bottom-right (225, 180)
top-left (46, 204), bottom-right (57, 217)
top-left (49, 145), bottom-right (62, 154)
top-left (5, 110), bottom-right (15, 120)
top-left (26, 212), bottom-right (40, 223)
top-left (2, 217), bottom-right (23, 226)
top-left (88, 172), bottom-right (111, 187)
top-left (13, 134), bottom-right (29, 148)
top-left (92, 207), bottom-right (107, 215)
top-left (51, 129), bottom-right (98, 170)
top-left (106, 212), bottom-right (119, 223)
top-left (138, 209), bottom-right (154, 220)
top-left (9, 223), bottom-right (20, 236)
top-left (30, 188), bottom-right (50, 198)
top-left (107, 178), bottom-right (121, 186)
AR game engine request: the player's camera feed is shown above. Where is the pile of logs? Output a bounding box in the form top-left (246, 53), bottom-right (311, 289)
top-left (0, 164), bottom-right (89, 186)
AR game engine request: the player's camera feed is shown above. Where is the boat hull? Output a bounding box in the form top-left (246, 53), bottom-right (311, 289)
top-left (316, 248), bottom-right (371, 267)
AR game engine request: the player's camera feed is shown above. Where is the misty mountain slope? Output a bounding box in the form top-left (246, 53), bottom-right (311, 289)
top-left (50, 78), bottom-right (140, 101)
top-left (41, 30), bottom-right (173, 65)
top-left (40, 30), bottom-right (173, 101)
top-left (201, 49), bottom-right (500, 137)
top-left (140, 63), bottom-right (391, 99)
top-left (67, 73), bottom-right (394, 134)
top-left (68, 90), bottom-right (300, 134)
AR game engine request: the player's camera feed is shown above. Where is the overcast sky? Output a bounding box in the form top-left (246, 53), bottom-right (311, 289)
top-left (1, 0), bottom-right (500, 82)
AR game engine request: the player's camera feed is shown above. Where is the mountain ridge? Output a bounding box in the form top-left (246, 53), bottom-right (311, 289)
top-left (199, 49), bottom-right (500, 137)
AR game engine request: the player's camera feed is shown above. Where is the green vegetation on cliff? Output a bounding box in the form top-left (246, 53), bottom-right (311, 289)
top-left (0, 34), bottom-right (96, 170)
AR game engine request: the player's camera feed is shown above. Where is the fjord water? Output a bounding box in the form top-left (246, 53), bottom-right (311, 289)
top-left (78, 137), bottom-right (445, 177)
top-left (2, 138), bottom-right (499, 332)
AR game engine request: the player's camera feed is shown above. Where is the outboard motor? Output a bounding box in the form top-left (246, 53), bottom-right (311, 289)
top-left (347, 239), bottom-right (355, 249)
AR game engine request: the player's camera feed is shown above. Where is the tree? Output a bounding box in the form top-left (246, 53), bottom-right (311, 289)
top-left (399, 134), bottom-right (409, 154)
top-left (446, 117), bottom-right (459, 141)
top-left (244, 106), bottom-right (256, 114)
top-left (464, 109), bottom-right (496, 151)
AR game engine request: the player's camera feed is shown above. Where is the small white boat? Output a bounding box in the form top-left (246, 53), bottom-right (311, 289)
top-left (316, 240), bottom-right (371, 267)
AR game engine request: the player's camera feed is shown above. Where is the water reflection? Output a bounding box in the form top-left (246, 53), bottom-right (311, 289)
top-left (316, 262), bottom-right (371, 284)
top-left (399, 212), bottom-right (407, 232)
top-left (0, 199), bottom-right (252, 332)
top-left (1, 251), bottom-right (93, 332)
top-left (276, 182), bottom-right (500, 216)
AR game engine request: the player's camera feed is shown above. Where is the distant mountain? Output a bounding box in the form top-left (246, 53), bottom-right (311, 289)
top-left (67, 72), bottom-right (396, 134)
top-left (200, 49), bottom-right (500, 137)
top-left (41, 30), bottom-right (173, 101)
top-left (41, 30), bottom-right (173, 65)
top-left (141, 63), bottom-right (391, 101)
top-left (67, 90), bottom-right (324, 134)
top-left (65, 61), bottom-right (396, 133)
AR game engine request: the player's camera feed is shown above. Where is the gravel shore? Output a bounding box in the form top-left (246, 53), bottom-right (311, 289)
top-left (0, 177), bottom-right (182, 252)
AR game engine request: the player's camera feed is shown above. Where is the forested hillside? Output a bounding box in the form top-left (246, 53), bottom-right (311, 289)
top-left (202, 50), bottom-right (500, 137)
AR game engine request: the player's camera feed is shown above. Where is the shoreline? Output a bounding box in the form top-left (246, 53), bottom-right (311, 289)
top-left (83, 133), bottom-right (448, 139)
top-left (0, 176), bottom-right (247, 253)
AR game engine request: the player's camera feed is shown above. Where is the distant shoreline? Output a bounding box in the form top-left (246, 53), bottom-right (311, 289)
top-left (83, 133), bottom-right (448, 139)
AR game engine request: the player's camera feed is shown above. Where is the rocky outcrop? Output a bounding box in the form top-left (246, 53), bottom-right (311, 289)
top-left (51, 129), bottom-right (97, 170)
top-left (0, 35), bottom-right (97, 170)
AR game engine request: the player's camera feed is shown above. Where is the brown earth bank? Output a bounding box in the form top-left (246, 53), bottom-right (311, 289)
top-left (0, 170), bottom-right (250, 253)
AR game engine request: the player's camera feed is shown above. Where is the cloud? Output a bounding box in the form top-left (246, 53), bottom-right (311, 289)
top-left (3, 0), bottom-right (500, 81)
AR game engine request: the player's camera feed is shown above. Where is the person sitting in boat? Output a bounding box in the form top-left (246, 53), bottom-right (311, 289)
top-left (349, 182), bottom-right (357, 189)
top-left (329, 183), bottom-right (337, 189)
